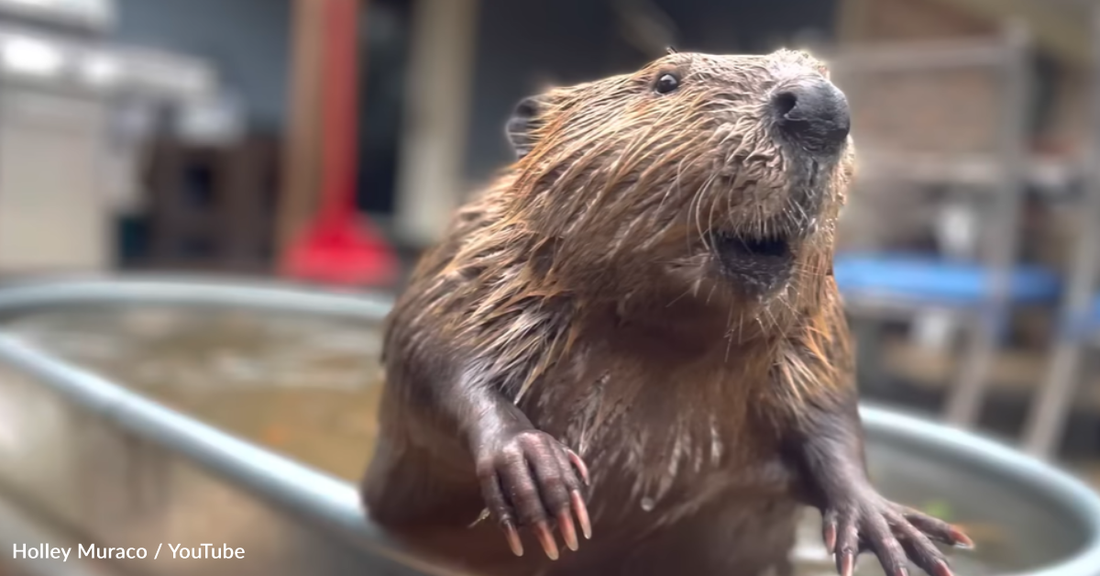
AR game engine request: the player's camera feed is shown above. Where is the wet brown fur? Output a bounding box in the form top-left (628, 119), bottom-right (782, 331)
top-left (364, 50), bottom-right (862, 576)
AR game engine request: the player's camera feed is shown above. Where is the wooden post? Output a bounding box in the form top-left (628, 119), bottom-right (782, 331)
top-left (277, 0), bottom-right (327, 257)
top-left (393, 0), bottom-right (480, 247)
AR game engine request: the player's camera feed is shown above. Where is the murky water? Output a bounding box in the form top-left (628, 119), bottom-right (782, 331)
top-left (0, 304), bottom-right (1036, 575)
top-left (2, 305), bottom-right (386, 481)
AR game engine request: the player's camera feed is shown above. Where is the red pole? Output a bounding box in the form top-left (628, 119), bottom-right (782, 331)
top-left (317, 0), bottom-right (360, 228)
top-left (280, 0), bottom-right (396, 286)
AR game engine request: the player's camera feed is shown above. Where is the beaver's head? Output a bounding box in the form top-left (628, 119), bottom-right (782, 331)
top-left (502, 50), bottom-right (854, 325)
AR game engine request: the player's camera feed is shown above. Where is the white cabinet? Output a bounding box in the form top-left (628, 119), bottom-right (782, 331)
top-left (0, 86), bottom-right (110, 273)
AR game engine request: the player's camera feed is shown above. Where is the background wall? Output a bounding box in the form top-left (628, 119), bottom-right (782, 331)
top-left (460, 0), bottom-right (839, 188)
top-left (107, 0), bottom-right (840, 214)
top-left (113, 0), bottom-right (292, 131)
top-left (461, 0), bottom-right (619, 186)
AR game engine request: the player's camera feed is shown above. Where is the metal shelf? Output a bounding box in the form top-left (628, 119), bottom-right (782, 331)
top-left (0, 23), bottom-right (216, 102)
top-left (0, 0), bottom-right (114, 33)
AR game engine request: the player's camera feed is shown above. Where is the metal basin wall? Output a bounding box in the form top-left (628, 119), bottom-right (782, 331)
top-left (0, 277), bottom-right (1094, 576)
top-left (0, 359), bottom-right (427, 576)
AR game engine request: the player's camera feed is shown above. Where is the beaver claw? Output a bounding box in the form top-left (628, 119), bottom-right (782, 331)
top-left (474, 428), bottom-right (591, 560)
top-left (821, 488), bottom-right (973, 576)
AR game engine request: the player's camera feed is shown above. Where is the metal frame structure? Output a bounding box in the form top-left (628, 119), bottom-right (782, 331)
top-left (828, 22), bottom-right (1045, 429)
top-left (1022, 6), bottom-right (1100, 460)
top-left (0, 276), bottom-right (1094, 576)
top-left (944, 20), bottom-right (1036, 427)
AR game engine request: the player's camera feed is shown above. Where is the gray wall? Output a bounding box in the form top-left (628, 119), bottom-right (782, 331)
top-left (461, 0), bottom-right (839, 186)
top-left (462, 0), bottom-right (621, 185)
top-left (658, 0), bottom-right (838, 55)
top-left (113, 0), bottom-right (291, 130)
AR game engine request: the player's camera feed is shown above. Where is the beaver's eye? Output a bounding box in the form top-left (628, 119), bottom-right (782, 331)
top-left (654, 73), bottom-right (680, 94)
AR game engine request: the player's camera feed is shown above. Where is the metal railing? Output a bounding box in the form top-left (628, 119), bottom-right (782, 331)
top-left (0, 276), bottom-right (1094, 576)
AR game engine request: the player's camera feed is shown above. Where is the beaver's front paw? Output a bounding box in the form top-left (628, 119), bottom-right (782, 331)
top-left (821, 486), bottom-right (973, 576)
top-left (473, 428), bottom-right (591, 560)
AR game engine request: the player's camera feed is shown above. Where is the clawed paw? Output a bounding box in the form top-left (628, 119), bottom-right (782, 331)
top-left (474, 429), bottom-right (591, 560)
top-left (821, 491), bottom-right (973, 576)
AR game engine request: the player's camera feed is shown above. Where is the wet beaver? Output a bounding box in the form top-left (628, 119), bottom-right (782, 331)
top-left (361, 49), bottom-right (972, 576)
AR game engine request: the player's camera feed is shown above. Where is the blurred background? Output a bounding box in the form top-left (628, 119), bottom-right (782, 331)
top-left (3, 0), bottom-right (1100, 575)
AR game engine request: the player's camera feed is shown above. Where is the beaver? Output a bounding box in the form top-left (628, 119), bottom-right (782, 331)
top-left (361, 49), bottom-right (973, 576)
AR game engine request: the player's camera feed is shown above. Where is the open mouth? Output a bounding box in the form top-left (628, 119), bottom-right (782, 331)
top-left (712, 232), bottom-right (795, 294)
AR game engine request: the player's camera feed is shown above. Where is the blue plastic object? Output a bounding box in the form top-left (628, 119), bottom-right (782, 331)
top-left (834, 252), bottom-right (1061, 306)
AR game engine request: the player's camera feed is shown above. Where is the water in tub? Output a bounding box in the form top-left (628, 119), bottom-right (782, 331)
top-left (0, 304), bottom-right (1026, 574)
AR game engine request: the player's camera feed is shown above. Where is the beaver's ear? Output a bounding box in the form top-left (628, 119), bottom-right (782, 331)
top-left (505, 94), bottom-right (549, 160)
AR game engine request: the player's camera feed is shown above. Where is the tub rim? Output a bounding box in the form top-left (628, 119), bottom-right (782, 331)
top-left (0, 274), bottom-right (1095, 576)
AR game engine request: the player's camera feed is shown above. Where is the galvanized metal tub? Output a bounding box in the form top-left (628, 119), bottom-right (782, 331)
top-left (0, 276), bottom-right (1093, 576)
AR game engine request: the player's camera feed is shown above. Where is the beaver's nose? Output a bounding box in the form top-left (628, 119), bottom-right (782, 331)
top-left (772, 79), bottom-right (850, 155)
